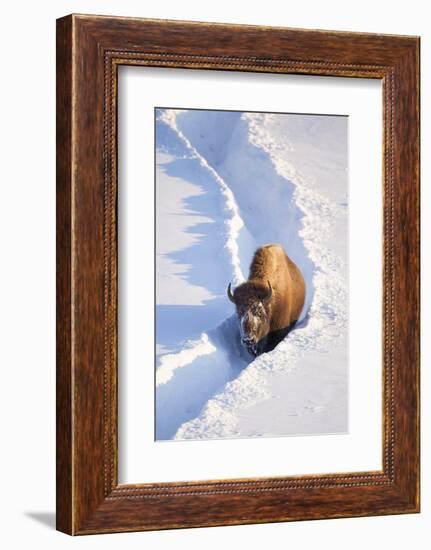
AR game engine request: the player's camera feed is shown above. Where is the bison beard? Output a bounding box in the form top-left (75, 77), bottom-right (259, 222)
top-left (227, 244), bottom-right (306, 357)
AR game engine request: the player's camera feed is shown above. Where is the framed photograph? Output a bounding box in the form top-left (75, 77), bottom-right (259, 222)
top-left (56, 14), bottom-right (420, 535)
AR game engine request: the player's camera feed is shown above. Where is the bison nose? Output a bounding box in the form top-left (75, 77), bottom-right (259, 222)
top-left (242, 336), bottom-right (255, 346)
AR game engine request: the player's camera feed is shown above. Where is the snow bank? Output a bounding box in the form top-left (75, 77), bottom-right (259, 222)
top-left (159, 109), bottom-right (250, 286)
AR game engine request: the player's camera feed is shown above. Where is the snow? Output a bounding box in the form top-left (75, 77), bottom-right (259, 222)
top-left (155, 108), bottom-right (348, 441)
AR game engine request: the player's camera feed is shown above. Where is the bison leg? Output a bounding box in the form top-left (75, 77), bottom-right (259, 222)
top-left (265, 321), bottom-right (298, 352)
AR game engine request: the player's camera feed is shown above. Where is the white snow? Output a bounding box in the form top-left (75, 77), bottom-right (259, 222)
top-left (155, 108), bottom-right (348, 441)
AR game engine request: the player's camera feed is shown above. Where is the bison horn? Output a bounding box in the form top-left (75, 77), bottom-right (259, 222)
top-left (227, 283), bottom-right (235, 303)
top-left (262, 280), bottom-right (273, 303)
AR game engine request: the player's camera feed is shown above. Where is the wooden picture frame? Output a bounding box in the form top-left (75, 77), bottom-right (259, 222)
top-left (56, 14), bottom-right (420, 535)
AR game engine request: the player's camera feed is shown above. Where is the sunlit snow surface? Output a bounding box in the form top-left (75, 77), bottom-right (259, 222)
top-left (155, 108), bottom-right (348, 441)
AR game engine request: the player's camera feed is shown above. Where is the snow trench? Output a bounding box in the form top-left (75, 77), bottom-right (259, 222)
top-left (155, 109), bottom-right (348, 440)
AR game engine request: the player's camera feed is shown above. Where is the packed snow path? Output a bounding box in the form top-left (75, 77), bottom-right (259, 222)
top-left (155, 109), bottom-right (348, 440)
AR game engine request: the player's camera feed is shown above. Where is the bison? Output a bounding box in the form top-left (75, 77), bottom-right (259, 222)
top-left (227, 244), bottom-right (305, 357)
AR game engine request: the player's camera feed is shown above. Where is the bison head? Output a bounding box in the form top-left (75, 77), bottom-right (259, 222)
top-left (227, 280), bottom-right (272, 357)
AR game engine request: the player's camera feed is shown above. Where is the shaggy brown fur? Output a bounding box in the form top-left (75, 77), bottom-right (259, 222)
top-left (228, 244), bottom-right (305, 355)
